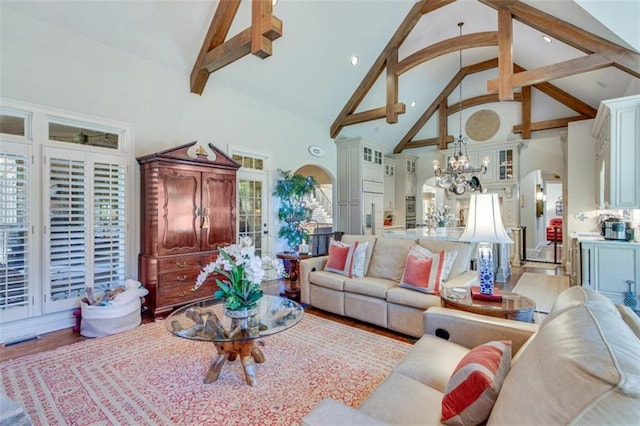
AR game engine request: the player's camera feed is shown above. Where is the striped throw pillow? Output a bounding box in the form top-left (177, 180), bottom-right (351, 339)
top-left (441, 340), bottom-right (512, 426)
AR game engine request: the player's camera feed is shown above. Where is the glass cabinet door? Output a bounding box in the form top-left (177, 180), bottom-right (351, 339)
top-left (498, 149), bottom-right (514, 180)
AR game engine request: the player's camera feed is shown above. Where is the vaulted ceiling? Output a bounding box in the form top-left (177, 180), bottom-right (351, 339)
top-left (3, 0), bottom-right (639, 154)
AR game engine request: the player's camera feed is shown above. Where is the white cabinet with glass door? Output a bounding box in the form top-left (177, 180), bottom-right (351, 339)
top-left (384, 158), bottom-right (396, 211)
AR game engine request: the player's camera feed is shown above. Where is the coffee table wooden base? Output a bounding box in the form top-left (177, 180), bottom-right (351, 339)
top-left (205, 340), bottom-right (266, 386)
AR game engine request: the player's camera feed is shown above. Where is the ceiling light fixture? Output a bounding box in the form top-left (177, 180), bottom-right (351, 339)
top-left (432, 22), bottom-right (488, 195)
top-left (410, 101), bottom-right (416, 108)
top-left (350, 56), bottom-right (359, 66)
top-left (542, 35), bottom-right (552, 43)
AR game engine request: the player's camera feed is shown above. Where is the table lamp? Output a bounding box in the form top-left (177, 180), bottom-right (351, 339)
top-left (459, 193), bottom-right (513, 295)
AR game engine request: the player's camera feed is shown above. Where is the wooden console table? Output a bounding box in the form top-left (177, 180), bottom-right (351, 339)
top-left (276, 252), bottom-right (312, 300)
top-left (440, 287), bottom-right (536, 322)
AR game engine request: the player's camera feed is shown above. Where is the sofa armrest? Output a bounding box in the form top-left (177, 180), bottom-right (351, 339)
top-left (299, 256), bottom-right (329, 304)
top-left (423, 307), bottom-right (538, 354)
top-left (442, 270), bottom-right (477, 288)
top-left (301, 399), bottom-right (389, 426)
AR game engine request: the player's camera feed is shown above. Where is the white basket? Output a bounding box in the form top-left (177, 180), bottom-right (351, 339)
top-left (80, 297), bottom-right (142, 338)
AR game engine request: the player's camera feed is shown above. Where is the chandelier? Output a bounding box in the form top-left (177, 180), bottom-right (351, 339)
top-left (432, 22), bottom-right (488, 195)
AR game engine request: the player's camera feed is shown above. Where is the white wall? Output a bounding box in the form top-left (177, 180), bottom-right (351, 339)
top-left (0, 7), bottom-right (337, 258)
top-left (567, 119), bottom-right (599, 235)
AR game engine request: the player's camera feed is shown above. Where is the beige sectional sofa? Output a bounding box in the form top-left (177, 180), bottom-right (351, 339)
top-left (302, 286), bottom-right (640, 425)
top-left (299, 234), bottom-right (476, 337)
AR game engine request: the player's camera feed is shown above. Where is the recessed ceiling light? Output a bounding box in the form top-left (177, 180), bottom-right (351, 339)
top-left (410, 101), bottom-right (416, 108)
top-left (542, 35), bottom-right (552, 43)
top-left (350, 56), bottom-right (359, 66)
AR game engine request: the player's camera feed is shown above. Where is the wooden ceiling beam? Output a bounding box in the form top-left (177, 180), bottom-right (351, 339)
top-left (406, 136), bottom-right (453, 150)
top-left (487, 54), bottom-right (613, 92)
top-left (521, 85), bottom-right (532, 139)
top-left (190, 0), bottom-right (242, 95)
top-left (497, 9), bottom-right (513, 101)
top-left (342, 104), bottom-right (406, 126)
top-left (513, 64), bottom-right (597, 117)
top-left (330, 0), bottom-right (456, 138)
top-left (513, 115), bottom-right (592, 133)
top-left (190, 0), bottom-right (282, 95)
top-left (396, 31), bottom-right (498, 76)
top-left (479, 0), bottom-right (640, 79)
top-left (393, 58), bottom-right (499, 154)
top-left (446, 93), bottom-right (522, 116)
top-left (386, 49), bottom-right (400, 124)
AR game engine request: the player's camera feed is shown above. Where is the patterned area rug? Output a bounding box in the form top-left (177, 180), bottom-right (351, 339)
top-left (1, 314), bottom-right (412, 426)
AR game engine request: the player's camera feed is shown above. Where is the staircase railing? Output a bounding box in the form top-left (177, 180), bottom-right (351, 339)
top-left (313, 186), bottom-right (332, 221)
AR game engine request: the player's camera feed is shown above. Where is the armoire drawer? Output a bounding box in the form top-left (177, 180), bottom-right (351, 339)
top-left (158, 256), bottom-right (203, 274)
top-left (157, 277), bottom-right (217, 306)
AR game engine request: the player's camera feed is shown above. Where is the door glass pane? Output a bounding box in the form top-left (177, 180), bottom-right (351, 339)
top-left (49, 157), bottom-right (87, 301)
top-left (238, 179), bottom-right (264, 257)
top-left (93, 162), bottom-right (126, 291)
top-left (0, 152), bottom-right (29, 310)
top-left (49, 122), bottom-right (119, 149)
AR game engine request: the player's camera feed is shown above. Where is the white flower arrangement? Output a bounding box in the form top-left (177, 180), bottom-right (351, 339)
top-left (192, 236), bottom-right (284, 310)
top-left (426, 205), bottom-right (452, 227)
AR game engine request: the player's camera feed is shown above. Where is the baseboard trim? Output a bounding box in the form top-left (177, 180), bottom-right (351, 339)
top-left (0, 310), bottom-right (75, 345)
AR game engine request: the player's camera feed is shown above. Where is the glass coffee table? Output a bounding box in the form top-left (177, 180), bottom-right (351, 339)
top-left (166, 295), bottom-right (303, 386)
top-left (440, 287), bottom-right (536, 322)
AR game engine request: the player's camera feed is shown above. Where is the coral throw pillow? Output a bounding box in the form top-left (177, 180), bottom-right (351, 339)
top-left (399, 245), bottom-right (446, 294)
top-left (441, 340), bottom-right (512, 426)
top-left (325, 240), bottom-right (359, 277)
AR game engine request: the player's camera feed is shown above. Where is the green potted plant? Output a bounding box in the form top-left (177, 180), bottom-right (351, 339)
top-left (272, 169), bottom-right (318, 251)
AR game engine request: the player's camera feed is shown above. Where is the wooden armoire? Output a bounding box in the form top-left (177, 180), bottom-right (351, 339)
top-left (137, 142), bottom-right (240, 317)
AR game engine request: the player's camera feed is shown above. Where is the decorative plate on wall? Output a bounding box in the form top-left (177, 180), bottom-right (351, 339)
top-left (465, 109), bottom-right (500, 141)
top-left (308, 145), bottom-right (326, 157)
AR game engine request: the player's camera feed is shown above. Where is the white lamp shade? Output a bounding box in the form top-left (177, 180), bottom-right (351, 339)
top-left (459, 193), bottom-right (513, 244)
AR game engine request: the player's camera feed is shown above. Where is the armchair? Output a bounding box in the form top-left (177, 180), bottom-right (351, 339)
top-left (546, 217), bottom-right (562, 242)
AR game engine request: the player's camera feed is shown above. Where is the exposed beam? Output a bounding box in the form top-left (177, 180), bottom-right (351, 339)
top-left (396, 31), bottom-right (498, 76)
top-left (512, 115), bottom-right (592, 133)
top-left (251, 0), bottom-right (275, 59)
top-left (330, 0), bottom-right (456, 138)
top-left (394, 58), bottom-right (499, 154)
top-left (190, 0), bottom-right (241, 95)
top-left (521, 85), bottom-right (532, 139)
top-left (438, 99), bottom-right (448, 149)
top-left (479, 0), bottom-right (640, 78)
top-left (513, 64), bottom-right (597, 117)
top-left (446, 93), bottom-right (522, 115)
top-left (487, 54), bottom-right (613, 92)
top-left (386, 49), bottom-right (400, 124)
top-left (342, 104), bottom-right (406, 126)
top-left (497, 9), bottom-right (513, 101)
top-left (406, 136), bottom-right (453, 150)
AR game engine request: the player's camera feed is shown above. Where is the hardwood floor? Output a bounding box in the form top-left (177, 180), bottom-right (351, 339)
top-left (0, 264), bottom-right (565, 363)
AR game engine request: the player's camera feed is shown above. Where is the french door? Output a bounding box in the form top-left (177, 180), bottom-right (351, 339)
top-left (237, 170), bottom-right (269, 258)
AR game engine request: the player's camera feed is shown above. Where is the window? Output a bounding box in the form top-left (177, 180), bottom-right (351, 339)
top-left (232, 153), bottom-right (264, 170)
top-left (0, 99), bottom-right (133, 323)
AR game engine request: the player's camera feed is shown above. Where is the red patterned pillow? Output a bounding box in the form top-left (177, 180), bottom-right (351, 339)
top-left (399, 245), bottom-right (446, 294)
top-left (441, 340), bottom-right (512, 426)
top-left (324, 240), bottom-right (359, 277)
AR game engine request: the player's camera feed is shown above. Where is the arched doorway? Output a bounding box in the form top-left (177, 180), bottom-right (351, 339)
top-left (295, 164), bottom-right (336, 255)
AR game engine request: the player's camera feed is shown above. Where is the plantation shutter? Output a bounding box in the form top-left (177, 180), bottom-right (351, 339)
top-left (0, 143), bottom-right (31, 322)
top-left (47, 151), bottom-right (87, 311)
top-left (93, 161), bottom-right (126, 291)
top-left (45, 148), bottom-right (128, 313)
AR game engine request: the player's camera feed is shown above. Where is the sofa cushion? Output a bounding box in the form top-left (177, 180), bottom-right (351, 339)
top-left (393, 334), bottom-right (470, 393)
top-left (386, 286), bottom-right (441, 310)
top-left (309, 270), bottom-right (346, 291)
top-left (616, 304), bottom-right (640, 338)
top-left (417, 240), bottom-right (472, 279)
top-left (441, 340), bottom-right (511, 426)
top-left (489, 287), bottom-right (640, 425)
top-left (344, 277), bottom-right (397, 299)
top-left (368, 238), bottom-right (414, 281)
top-left (325, 240), bottom-right (359, 276)
top-left (341, 234), bottom-right (377, 275)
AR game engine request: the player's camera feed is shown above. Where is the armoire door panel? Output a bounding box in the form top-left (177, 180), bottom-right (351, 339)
top-left (203, 173), bottom-right (236, 250)
top-left (158, 169), bottom-right (200, 255)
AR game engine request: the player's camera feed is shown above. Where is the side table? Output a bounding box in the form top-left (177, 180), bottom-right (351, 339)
top-left (276, 252), bottom-right (312, 300)
top-left (440, 287), bottom-right (536, 322)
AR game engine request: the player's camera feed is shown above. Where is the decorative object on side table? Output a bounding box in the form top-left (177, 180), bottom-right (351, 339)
top-left (426, 205), bottom-right (452, 235)
top-left (459, 193), bottom-right (513, 295)
top-left (192, 236), bottom-right (283, 316)
top-left (623, 280), bottom-right (637, 311)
